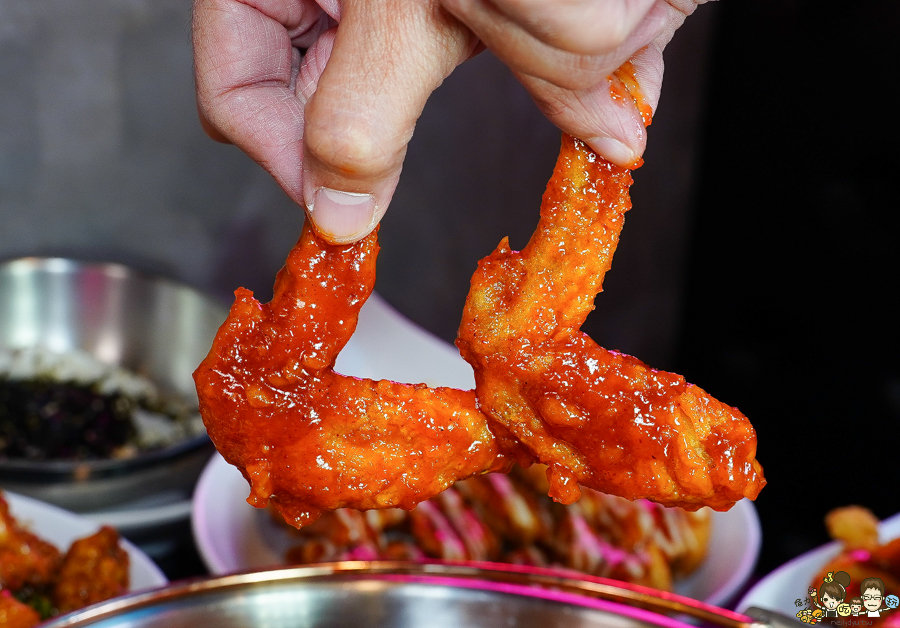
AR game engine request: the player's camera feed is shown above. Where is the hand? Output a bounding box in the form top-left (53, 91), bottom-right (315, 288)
top-left (440, 0), bottom-right (709, 165)
top-left (193, 0), bottom-right (706, 245)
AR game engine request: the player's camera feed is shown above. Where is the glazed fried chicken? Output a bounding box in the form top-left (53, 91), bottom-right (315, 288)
top-left (52, 526), bottom-right (129, 614)
top-left (194, 223), bottom-right (512, 528)
top-left (0, 494), bottom-right (61, 591)
top-left (195, 133), bottom-right (764, 526)
top-left (457, 135), bottom-right (765, 510)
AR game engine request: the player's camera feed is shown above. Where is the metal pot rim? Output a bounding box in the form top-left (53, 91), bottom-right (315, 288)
top-left (43, 561), bottom-right (756, 628)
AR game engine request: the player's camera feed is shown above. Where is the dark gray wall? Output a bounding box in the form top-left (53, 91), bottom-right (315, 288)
top-left (1, 0), bottom-right (717, 370)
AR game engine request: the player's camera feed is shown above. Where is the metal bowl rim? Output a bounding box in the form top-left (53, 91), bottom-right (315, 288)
top-left (42, 561), bottom-right (755, 628)
top-left (0, 434), bottom-right (213, 479)
top-left (0, 256), bottom-right (225, 300)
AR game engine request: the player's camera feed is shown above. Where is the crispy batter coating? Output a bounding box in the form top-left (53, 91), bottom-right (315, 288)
top-left (0, 494), bottom-right (61, 591)
top-left (457, 134), bottom-right (765, 511)
top-left (195, 130), bottom-right (764, 526)
top-left (826, 505), bottom-right (881, 551)
top-left (194, 223), bottom-right (512, 528)
top-left (52, 526), bottom-right (129, 614)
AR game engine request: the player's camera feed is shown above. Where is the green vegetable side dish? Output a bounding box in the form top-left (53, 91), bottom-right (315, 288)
top-left (0, 347), bottom-right (205, 462)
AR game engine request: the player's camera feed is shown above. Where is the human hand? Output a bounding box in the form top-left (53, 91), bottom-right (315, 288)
top-left (439, 0), bottom-right (710, 166)
top-left (193, 0), bottom-right (706, 245)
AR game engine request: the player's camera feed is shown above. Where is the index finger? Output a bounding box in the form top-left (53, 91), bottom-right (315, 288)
top-left (475, 0), bottom-right (660, 55)
top-left (192, 0), bottom-right (329, 201)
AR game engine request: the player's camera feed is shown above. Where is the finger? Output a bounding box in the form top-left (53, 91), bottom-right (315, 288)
top-left (441, 0), bottom-right (669, 92)
top-left (301, 0), bottom-right (475, 244)
top-left (479, 0), bottom-right (660, 56)
top-left (521, 71), bottom-right (648, 167)
top-left (628, 0), bottom-right (709, 110)
top-left (192, 0), bottom-right (329, 202)
top-left (511, 0), bottom-right (706, 167)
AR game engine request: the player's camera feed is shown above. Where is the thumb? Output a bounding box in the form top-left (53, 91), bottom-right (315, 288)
top-left (301, 0), bottom-right (474, 244)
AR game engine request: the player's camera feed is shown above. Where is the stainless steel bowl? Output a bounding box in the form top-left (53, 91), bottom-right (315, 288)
top-left (41, 562), bottom-right (758, 628)
top-left (0, 257), bottom-right (227, 512)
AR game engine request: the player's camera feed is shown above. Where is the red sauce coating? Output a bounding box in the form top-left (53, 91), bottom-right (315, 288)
top-left (457, 135), bottom-right (765, 510)
top-left (195, 113), bottom-right (764, 527)
top-left (194, 223), bottom-right (511, 528)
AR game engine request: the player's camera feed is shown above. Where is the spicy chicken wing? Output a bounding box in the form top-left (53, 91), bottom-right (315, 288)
top-left (194, 222), bottom-right (513, 528)
top-left (457, 134), bottom-right (765, 511)
top-left (195, 124), bottom-right (763, 527)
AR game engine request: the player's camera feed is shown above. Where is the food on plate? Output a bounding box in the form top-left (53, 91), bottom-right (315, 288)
top-left (825, 505), bottom-right (880, 551)
top-left (804, 506), bottom-right (900, 624)
top-left (194, 82), bottom-right (763, 527)
top-left (0, 495), bottom-right (61, 591)
top-left (0, 492), bottom-right (129, 626)
top-left (275, 463), bottom-right (711, 592)
top-left (51, 526), bottom-right (130, 614)
top-left (0, 347), bottom-right (205, 462)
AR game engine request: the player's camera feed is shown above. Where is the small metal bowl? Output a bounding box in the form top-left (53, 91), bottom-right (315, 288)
top-left (40, 561), bottom-right (759, 628)
top-left (0, 257), bottom-right (227, 512)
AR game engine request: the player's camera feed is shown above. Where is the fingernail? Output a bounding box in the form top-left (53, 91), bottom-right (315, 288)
top-left (307, 188), bottom-right (377, 243)
top-left (588, 136), bottom-right (638, 168)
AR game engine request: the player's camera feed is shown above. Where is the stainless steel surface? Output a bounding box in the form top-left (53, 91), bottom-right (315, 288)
top-left (0, 257), bottom-right (226, 512)
top-left (743, 607), bottom-right (807, 628)
top-left (42, 562), bottom-right (756, 628)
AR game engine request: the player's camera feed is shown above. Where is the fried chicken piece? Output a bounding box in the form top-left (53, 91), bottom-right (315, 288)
top-left (454, 474), bottom-right (553, 545)
top-left (554, 507), bottom-right (665, 588)
top-left (0, 592), bottom-right (41, 628)
top-left (52, 526), bottom-right (129, 614)
top-left (196, 111), bottom-right (763, 525)
top-left (457, 134), bottom-right (765, 511)
top-left (432, 487), bottom-right (501, 561)
top-left (0, 494), bottom-right (61, 591)
top-left (195, 222), bottom-right (513, 528)
top-left (516, 462), bottom-right (710, 577)
top-left (826, 505), bottom-right (881, 551)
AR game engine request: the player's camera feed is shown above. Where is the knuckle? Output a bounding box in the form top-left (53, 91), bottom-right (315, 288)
top-left (563, 21), bottom-right (629, 55)
top-left (304, 117), bottom-right (400, 178)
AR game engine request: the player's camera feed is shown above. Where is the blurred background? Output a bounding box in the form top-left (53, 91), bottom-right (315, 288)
top-left (1, 0), bottom-right (898, 583)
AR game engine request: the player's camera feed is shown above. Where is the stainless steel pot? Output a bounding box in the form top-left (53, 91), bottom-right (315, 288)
top-left (41, 561), bottom-right (772, 628)
top-left (0, 257), bottom-right (226, 512)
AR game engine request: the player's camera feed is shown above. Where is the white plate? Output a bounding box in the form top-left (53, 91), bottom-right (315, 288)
top-left (736, 511), bottom-right (900, 615)
top-left (4, 491), bottom-right (168, 591)
top-left (193, 452), bottom-right (759, 606)
top-left (192, 293), bottom-right (760, 605)
top-left (332, 291), bottom-right (476, 389)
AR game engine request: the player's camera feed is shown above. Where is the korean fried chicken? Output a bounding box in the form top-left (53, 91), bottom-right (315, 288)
top-left (195, 133), bottom-right (764, 527)
top-left (194, 223), bottom-right (512, 528)
top-left (52, 526), bottom-right (129, 614)
top-left (276, 463), bottom-right (711, 592)
top-left (457, 135), bottom-right (765, 510)
top-left (0, 495), bottom-right (61, 591)
top-left (0, 493), bottom-right (130, 625)
top-left (0, 593), bottom-right (40, 628)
